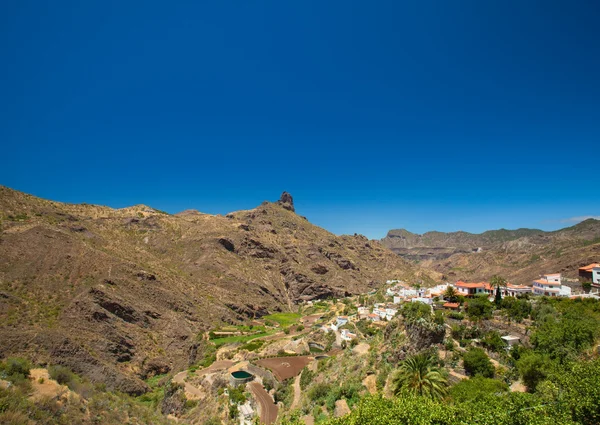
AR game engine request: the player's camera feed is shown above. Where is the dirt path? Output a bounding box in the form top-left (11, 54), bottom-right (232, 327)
top-left (510, 380), bottom-right (527, 392)
top-left (249, 382), bottom-right (279, 425)
top-left (291, 371), bottom-right (302, 410)
top-left (172, 360), bottom-right (234, 399)
top-left (334, 399), bottom-right (350, 417)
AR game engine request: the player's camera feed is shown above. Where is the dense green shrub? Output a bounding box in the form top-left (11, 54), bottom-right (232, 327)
top-left (463, 348), bottom-right (494, 378)
top-left (449, 376), bottom-right (508, 402)
top-left (466, 295), bottom-right (493, 320)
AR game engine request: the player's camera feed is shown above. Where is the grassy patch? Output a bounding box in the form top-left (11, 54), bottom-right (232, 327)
top-left (211, 331), bottom-right (274, 347)
top-left (263, 312), bottom-right (301, 327)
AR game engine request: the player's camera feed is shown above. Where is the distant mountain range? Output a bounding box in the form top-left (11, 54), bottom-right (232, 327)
top-left (381, 219), bottom-right (600, 285)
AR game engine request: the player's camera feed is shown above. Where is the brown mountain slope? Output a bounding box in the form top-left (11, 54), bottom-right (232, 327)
top-left (0, 187), bottom-right (437, 394)
top-left (382, 220), bottom-right (600, 284)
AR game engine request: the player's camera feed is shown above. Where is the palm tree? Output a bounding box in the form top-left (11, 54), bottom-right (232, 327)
top-left (490, 275), bottom-right (506, 306)
top-left (444, 286), bottom-right (458, 303)
top-left (392, 353), bottom-right (447, 400)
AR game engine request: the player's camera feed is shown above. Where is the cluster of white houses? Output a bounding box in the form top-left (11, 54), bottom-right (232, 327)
top-left (386, 271), bottom-right (590, 302)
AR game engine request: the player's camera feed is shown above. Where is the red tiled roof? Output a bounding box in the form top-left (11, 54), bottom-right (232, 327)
top-left (533, 279), bottom-right (560, 286)
top-left (455, 281), bottom-right (486, 289)
top-left (579, 263), bottom-right (600, 272)
top-left (443, 302), bottom-right (459, 308)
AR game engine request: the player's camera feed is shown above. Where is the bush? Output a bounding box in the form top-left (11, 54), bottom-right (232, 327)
top-left (463, 348), bottom-right (494, 378)
top-left (449, 376), bottom-right (508, 402)
top-left (1, 357), bottom-right (31, 379)
top-left (449, 312), bottom-right (464, 320)
top-left (466, 296), bottom-right (493, 321)
top-left (48, 365), bottom-right (76, 386)
top-left (300, 368), bottom-right (315, 390)
top-left (482, 331), bottom-right (505, 353)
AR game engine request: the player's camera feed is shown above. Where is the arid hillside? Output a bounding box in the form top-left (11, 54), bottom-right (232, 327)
top-left (382, 220), bottom-right (600, 284)
top-left (0, 187), bottom-right (437, 394)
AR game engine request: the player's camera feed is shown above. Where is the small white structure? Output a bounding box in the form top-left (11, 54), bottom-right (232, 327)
top-left (411, 297), bottom-right (433, 305)
top-left (594, 266), bottom-right (600, 285)
top-left (501, 335), bottom-right (520, 347)
top-left (393, 296), bottom-right (402, 304)
top-left (239, 402), bottom-right (254, 422)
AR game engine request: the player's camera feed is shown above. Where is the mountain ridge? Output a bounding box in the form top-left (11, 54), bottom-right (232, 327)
top-left (0, 186), bottom-right (438, 394)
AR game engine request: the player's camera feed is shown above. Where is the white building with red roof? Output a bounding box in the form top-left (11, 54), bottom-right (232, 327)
top-left (532, 274), bottom-right (571, 297)
top-left (455, 281), bottom-right (494, 297)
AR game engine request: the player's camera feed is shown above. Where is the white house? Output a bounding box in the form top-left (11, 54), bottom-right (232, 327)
top-left (594, 266), bottom-right (600, 285)
top-left (336, 316), bottom-right (349, 327)
top-left (367, 313), bottom-right (380, 322)
top-left (532, 274), bottom-right (571, 297)
top-left (501, 283), bottom-right (533, 298)
top-left (384, 307), bottom-right (398, 321)
top-left (358, 306), bottom-right (370, 316)
top-left (427, 283), bottom-right (450, 298)
top-left (341, 329), bottom-right (357, 341)
top-left (411, 297), bottom-right (433, 305)
top-left (373, 307), bottom-right (387, 319)
top-left (455, 281), bottom-right (494, 297)
top-left (393, 296), bottom-right (402, 304)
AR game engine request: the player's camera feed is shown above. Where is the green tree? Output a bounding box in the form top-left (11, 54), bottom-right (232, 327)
top-left (516, 351), bottom-right (552, 392)
top-left (392, 353), bottom-right (447, 400)
top-left (490, 275), bottom-right (506, 307)
top-left (463, 348), bottom-right (494, 378)
top-left (466, 295), bottom-right (493, 321)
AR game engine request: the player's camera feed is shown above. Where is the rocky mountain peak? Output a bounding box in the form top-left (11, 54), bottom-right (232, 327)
top-left (277, 191), bottom-right (295, 212)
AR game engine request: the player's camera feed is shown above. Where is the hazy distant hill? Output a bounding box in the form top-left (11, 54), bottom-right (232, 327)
top-left (381, 220), bottom-right (600, 284)
top-left (0, 187), bottom-right (437, 394)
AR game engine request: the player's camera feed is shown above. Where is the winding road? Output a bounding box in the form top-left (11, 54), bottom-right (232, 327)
top-left (249, 382), bottom-right (279, 425)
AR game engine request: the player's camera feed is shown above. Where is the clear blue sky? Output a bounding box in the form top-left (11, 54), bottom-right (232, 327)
top-left (1, 1), bottom-right (599, 239)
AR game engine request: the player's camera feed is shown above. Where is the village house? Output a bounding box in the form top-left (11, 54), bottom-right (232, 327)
top-left (532, 273), bottom-right (571, 297)
top-left (367, 313), bottom-right (380, 322)
top-left (578, 263), bottom-right (600, 283)
top-left (427, 283), bottom-right (450, 298)
top-left (358, 306), bottom-right (370, 316)
top-left (454, 281), bottom-right (494, 297)
top-left (384, 307), bottom-right (398, 321)
top-left (336, 316), bottom-right (349, 326)
top-left (500, 282), bottom-right (532, 298)
top-left (442, 302), bottom-right (460, 310)
top-left (411, 297), bottom-right (433, 305)
top-left (393, 296), bottom-right (402, 304)
top-left (341, 329), bottom-right (357, 341)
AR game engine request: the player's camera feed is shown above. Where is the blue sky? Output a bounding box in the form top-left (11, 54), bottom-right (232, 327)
top-left (1, 1), bottom-right (599, 239)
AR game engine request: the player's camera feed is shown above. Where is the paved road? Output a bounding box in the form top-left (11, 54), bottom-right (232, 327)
top-left (249, 382), bottom-right (279, 425)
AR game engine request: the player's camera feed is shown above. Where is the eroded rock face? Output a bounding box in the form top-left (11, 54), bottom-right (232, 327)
top-left (277, 191), bottom-right (295, 212)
